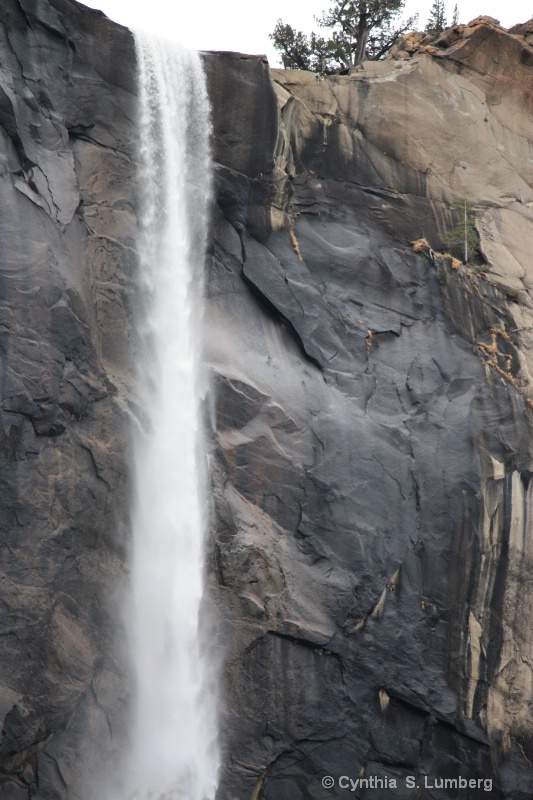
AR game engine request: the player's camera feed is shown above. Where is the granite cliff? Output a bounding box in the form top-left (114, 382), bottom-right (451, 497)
top-left (0, 1), bottom-right (533, 798)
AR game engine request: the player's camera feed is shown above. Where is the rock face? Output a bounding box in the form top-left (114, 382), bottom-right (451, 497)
top-left (1, 3), bottom-right (533, 799)
top-left (203, 21), bottom-right (533, 800)
top-left (0, 2), bottom-right (137, 797)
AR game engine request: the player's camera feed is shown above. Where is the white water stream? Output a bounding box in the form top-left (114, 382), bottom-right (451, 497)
top-left (122, 33), bottom-right (217, 800)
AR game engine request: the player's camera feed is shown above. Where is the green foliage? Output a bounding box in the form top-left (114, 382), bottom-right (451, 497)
top-left (269, 22), bottom-right (337, 71)
top-left (425, 1), bottom-right (459, 34)
top-left (270, 0), bottom-right (418, 74)
top-left (437, 267), bottom-right (448, 286)
top-left (442, 196), bottom-right (480, 264)
top-left (425, 0), bottom-right (447, 34)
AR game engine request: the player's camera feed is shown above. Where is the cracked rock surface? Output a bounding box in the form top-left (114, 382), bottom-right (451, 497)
top-left (0, 1), bottom-right (137, 797)
top-left (204, 22), bottom-right (533, 800)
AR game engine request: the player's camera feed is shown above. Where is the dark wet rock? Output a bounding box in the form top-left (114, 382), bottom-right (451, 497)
top-left (206, 16), bottom-right (533, 800)
top-left (0, 1), bottom-right (135, 797)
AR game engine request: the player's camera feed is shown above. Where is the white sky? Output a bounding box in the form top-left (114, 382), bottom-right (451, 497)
top-left (78, 0), bottom-right (531, 66)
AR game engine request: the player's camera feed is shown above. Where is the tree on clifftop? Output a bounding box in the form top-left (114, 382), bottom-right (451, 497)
top-left (270, 0), bottom-right (418, 74)
top-left (268, 23), bottom-right (337, 72)
top-left (425, 0), bottom-right (447, 34)
top-left (425, 1), bottom-right (460, 35)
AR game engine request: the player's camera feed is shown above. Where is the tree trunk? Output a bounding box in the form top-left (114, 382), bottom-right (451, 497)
top-left (353, 5), bottom-right (370, 66)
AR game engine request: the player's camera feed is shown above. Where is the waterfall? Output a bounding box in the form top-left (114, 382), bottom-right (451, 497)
top-left (123, 32), bottom-right (218, 800)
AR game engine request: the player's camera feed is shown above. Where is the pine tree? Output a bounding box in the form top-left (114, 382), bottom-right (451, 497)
top-left (452, 4), bottom-right (459, 25)
top-left (270, 0), bottom-right (418, 74)
top-left (425, 0), bottom-right (447, 35)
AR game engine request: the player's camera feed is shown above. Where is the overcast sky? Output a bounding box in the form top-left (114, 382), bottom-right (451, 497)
top-left (78, 0), bottom-right (531, 65)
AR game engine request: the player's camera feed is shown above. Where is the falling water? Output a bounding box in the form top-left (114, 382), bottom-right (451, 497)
top-left (124, 32), bottom-right (217, 800)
